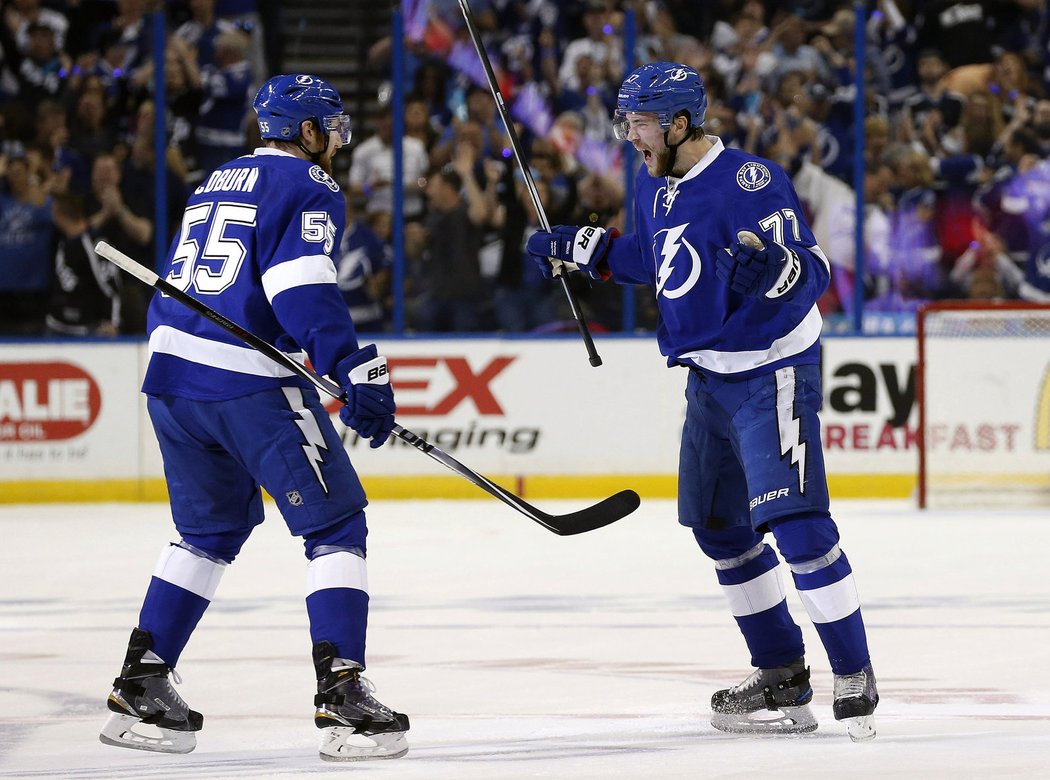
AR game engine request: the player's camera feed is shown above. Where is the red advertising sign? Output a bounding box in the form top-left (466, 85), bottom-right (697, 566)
top-left (0, 362), bottom-right (102, 441)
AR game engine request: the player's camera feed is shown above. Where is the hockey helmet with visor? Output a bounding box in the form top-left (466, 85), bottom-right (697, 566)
top-left (613, 61), bottom-right (707, 141)
top-left (253, 74), bottom-right (352, 146)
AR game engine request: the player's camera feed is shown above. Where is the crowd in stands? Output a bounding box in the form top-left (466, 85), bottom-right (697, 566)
top-left (352, 0), bottom-right (1050, 333)
top-left (5, 0), bottom-right (1050, 338)
top-left (0, 0), bottom-right (267, 336)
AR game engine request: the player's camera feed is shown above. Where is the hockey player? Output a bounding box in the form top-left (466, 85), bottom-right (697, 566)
top-left (99, 74), bottom-right (410, 761)
top-left (525, 62), bottom-right (879, 742)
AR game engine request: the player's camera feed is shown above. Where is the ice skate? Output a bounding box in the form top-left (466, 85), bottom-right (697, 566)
top-left (312, 641), bottom-right (410, 761)
top-left (834, 663), bottom-right (879, 742)
top-left (710, 656), bottom-right (817, 735)
top-left (99, 627), bottom-right (203, 754)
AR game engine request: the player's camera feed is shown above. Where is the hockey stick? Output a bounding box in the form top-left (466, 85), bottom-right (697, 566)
top-left (457, 0), bottom-right (603, 368)
top-left (95, 241), bottom-right (639, 536)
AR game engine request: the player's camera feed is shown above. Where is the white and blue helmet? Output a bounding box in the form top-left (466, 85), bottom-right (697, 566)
top-left (253, 74), bottom-right (351, 145)
top-left (613, 62), bottom-right (707, 140)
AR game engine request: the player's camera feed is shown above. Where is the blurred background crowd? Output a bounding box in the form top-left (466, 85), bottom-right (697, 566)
top-left (3, 0), bottom-right (1050, 339)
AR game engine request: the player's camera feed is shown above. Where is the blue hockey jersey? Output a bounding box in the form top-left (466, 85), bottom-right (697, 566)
top-left (606, 138), bottom-right (831, 377)
top-left (142, 148), bottom-right (357, 400)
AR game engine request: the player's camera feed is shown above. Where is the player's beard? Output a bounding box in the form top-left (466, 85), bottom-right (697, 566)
top-left (316, 148), bottom-right (336, 176)
top-left (652, 146), bottom-right (675, 178)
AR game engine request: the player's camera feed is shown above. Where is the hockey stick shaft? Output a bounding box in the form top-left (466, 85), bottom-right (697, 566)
top-left (457, 0), bottom-right (603, 368)
top-left (96, 241), bottom-right (636, 535)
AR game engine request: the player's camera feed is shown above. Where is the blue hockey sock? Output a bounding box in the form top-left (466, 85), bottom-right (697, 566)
top-left (713, 542), bottom-right (805, 668)
top-left (138, 543), bottom-right (227, 667)
top-left (305, 549), bottom-right (369, 666)
top-left (772, 517), bottom-right (871, 675)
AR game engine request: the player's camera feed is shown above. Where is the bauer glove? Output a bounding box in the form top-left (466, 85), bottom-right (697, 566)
top-left (715, 230), bottom-right (803, 300)
top-left (335, 344), bottom-right (396, 448)
top-left (525, 224), bottom-right (616, 280)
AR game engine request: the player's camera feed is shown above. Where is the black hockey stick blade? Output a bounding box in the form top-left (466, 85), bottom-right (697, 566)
top-left (394, 423), bottom-right (640, 535)
top-left (95, 241), bottom-right (640, 536)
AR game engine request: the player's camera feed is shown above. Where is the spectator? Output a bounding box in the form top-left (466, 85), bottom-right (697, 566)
top-left (46, 192), bottom-right (122, 336)
top-left (0, 146), bottom-right (52, 335)
top-left (347, 104), bottom-right (429, 222)
top-left (887, 147), bottom-right (944, 305)
top-left (5, 0), bottom-right (68, 54)
top-left (558, 0), bottom-right (621, 92)
top-left (86, 152), bottom-right (152, 331)
top-left (174, 0), bottom-right (240, 69)
top-left (89, 0), bottom-right (149, 74)
top-left (68, 87), bottom-right (118, 167)
top-left (768, 15), bottom-right (830, 82)
top-left (406, 163), bottom-right (489, 331)
top-left (335, 198), bottom-right (392, 333)
top-left (195, 29), bottom-right (251, 178)
top-left (431, 84), bottom-right (507, 167)
top-left (490, 171), bottom-right (560, 332)
top-left (12, 21), bottom-right (69, 108)
top-left (915, 0), bottom-right (996, 69)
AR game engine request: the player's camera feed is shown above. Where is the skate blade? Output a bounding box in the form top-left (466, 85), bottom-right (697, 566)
top-left (99, 713), bottom-right (197, 754)
top-left (711, 704), bottom-right (818, 736)
top-left (843, 714), bottom-right (876, 742)
top-left (319, 726), bottom-right (409, 761)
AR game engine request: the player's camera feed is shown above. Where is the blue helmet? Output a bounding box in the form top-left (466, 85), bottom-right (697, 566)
top-left (253, 74), bottom-right (351, 145)
top-left (613, 62), bottom-right (707, 140)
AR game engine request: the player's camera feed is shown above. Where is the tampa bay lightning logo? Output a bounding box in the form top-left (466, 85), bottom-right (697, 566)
top-left (309, 165), bottom-right (340, 192)
top-left (295, 75), bottom-right (314, 85)
top-left (654, 224), bottom-right (701, 300)
top-left (736, 162), bottom-right (771, 192)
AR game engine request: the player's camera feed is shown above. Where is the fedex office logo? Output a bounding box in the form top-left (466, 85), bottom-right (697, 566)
top-left (0, 362), bottom-right (102, 441)
top-left (391, 356), bottom-right (514, 415)
top-left (326, 355), bottom-right (515, 416)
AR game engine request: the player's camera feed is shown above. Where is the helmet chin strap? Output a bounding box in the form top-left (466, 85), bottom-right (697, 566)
top-left (661, 123), bottom-right (690, 178)
top-left (295, 119), bottom-right (330, 163)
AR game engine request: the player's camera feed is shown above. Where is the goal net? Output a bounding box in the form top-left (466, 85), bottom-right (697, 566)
top-left (918, 302), bottom-right (1050, 508)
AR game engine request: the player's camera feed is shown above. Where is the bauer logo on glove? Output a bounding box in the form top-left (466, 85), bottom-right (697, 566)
top-left (526, 224), bottom-right (617, 280)
top-left (714, 230), bottom-right (803, 300)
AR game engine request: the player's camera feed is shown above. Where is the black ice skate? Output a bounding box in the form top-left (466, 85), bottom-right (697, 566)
top-left (710, 656), bottom-right (817, 735)
top-left (312, 641), bottom-right (410, 761)
top-left (99, 627), bottom-right (203, 754)
top-left (834, 663), bottom-right (879, 742)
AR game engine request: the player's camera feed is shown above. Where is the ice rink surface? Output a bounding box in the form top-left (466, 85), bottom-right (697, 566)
top-left (1, 497), bottom-right (1048, 779)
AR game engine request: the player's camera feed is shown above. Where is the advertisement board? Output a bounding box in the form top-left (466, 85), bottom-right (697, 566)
top-left (0, 336), bottom-right (920, 501)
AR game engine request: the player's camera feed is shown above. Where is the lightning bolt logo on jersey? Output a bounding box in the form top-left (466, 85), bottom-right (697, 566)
top-left (604, 137), bottom-right (831, 378)
top-left (654, 224), bottom-right (701, 299)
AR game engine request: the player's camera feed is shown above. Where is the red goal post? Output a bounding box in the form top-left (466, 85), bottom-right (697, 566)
top-left (917, 301), bottom-right (1050, 508)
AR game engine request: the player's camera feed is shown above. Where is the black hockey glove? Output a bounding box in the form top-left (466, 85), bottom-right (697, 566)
top-left (525, 225), bottom-right (616, 280)
top-left (715, 230), bottom-right (802, 300)
top-left (336, 345), bottom-right (396, 448)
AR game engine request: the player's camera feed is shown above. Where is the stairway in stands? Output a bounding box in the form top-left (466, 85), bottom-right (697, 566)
top-left (279, 0), bottom-right (392, 174)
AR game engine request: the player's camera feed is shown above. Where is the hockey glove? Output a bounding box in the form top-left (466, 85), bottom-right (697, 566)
top-left (715, 230), bottom-right (803, 300)
top-left (525, 225), bottom-right (616, 280)
top-left (335, 345), bottom-right (396, 448)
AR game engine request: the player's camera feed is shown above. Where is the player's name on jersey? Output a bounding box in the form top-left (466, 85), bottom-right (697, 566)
top-left (194, 166), bottom-right (260, 196)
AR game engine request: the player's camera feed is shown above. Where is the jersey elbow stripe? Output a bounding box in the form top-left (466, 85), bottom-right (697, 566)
top-left (149, 325), bottom-right (307, 378)
top-left (809, 243), bottom-right (831, 274)
top-left (720, 565), bottom-right (786, 617)
top-left (306, 551), bottom-right (369, 595)
top-left (153, 544), bottom-right (226, 601)
top-left (796, 575), bottom-right (861, 623)
top-left (262, 254), bottom-right (338, 303)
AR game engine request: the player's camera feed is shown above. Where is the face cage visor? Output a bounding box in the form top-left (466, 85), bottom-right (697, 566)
top-left (322, 113), bottom-right (352, 146)
top-left (613, 109), bottom-right (674, 141)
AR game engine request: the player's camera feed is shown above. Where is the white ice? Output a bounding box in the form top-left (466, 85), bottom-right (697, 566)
top-left (1, 498), bottom-right (1048, 779)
